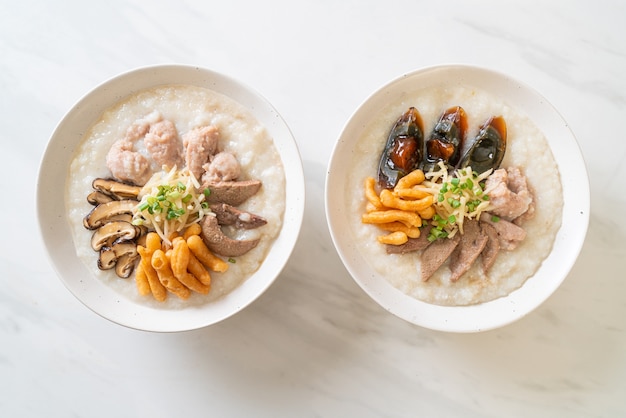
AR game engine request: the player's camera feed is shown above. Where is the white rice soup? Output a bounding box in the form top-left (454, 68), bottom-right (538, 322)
top-left (347, 85), bottom-right (563, 306)
top-left (67, 85), bottom-right (285, 308)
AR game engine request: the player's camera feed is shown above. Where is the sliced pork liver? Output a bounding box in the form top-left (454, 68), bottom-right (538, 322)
top-left (386, 225), bottom-right (432, 254)
top-left (203, 179), bottom-right (262, 206)
top-left (448, 220), bottom-right (488, 282)
top-left (209, 203), bottom-right (267, 229)
top-left (200, 215), bottom-right (259, 257)
top-left (420, 234), bottom-right (461, 282)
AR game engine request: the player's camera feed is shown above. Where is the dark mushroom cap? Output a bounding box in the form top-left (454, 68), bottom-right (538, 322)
top-left (91, 221), bottom-right (140, 251)
top-left (83, 200), bottom-right (137, 230)
top-left (114, 253), bottom-right (140, 278)
top-left (87, 190), bottom-right (116, 206)
top-left (97, 247), bottom-right (117, 270)
top-left (92, 178), bottom-right (141, 199)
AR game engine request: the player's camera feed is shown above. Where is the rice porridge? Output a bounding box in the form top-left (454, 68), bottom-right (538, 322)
top-left (347, 85), bottom-right (563, 306)
top-left (67, 84), bottom-right (285, 308)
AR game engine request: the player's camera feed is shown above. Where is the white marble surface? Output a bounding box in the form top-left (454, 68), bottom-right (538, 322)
top-left (2, 0), bottom-right (625, 416)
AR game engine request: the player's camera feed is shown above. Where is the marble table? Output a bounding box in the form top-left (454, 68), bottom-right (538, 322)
top-left (2, 0), bottom-right (625, 416)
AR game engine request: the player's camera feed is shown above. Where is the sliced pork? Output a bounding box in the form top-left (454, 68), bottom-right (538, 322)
top-left (183, 126), bottom-right (219, 180)
top-left (480, 212), bottom-right (526, 250)
top-left (105, 138), bottom-right (152, 185)
top-left (202, 151), bottom-right (241, 183)
top-left (144, 119), bottom-right (183, 170)
top-left (484, 167), bottom-right (533, 221)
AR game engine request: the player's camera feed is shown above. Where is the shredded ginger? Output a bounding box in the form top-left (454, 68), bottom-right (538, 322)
top-left (422, 161), bottom-right (493, 240)
top-left (132, 166), bottom-right (211, 246)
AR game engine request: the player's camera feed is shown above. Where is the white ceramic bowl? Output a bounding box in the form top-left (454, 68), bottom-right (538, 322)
top-left (37, 65), bottom-right (304, 332)
top-left (325, 65), bottom-right (589, 332)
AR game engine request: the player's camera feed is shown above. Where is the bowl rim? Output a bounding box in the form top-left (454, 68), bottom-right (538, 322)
top-left (325, 64), bottom-right (590, 332)
top-left (37, 64), bottom-right (305, 332)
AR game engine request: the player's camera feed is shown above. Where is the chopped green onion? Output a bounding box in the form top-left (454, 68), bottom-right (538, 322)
top-left (427, 227), bottom-right (448, 242)
top-left (166, 206), bottom-right (186, 220)
top-left (447, 198), bottom-right (461, 209)
top-left (168, 191), bottom-right (181, 200)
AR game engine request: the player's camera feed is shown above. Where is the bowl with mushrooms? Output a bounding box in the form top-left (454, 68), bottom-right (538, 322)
top-left (38, 65), bottom-right (304, 332)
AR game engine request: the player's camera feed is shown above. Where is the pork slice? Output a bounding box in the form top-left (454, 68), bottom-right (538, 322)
top-left (513, 200), bottom-right (536, 225)
top-left (105, 138), bottom-right (152, 185)
top-left (204, 180), bottom-right (262, 206)
top-left (480, 212), bottom-right (526, 250)
top-left (420, 234), bottom-right (460, 282)
top-left (183, 126), bottom-right (219, 180)
top-left (484, 167), bottom-right (533, 221)
top-left (480, 222), bottom-right (500, 273)
top-left (448, 220), bottom-right (488, 282)
top-left (144, 119), bottom-right (183, 169)
top-left (209, 203), bottom-right (267, 229)
top-left (386, 225), bottom-right (432, 254)
top-left (202, 151), bottom-right (241, 183)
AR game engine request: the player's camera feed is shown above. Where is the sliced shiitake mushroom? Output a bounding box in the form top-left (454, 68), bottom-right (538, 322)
top-left (92, 178), bottom-right (141, 199)
top-left (97, 239), bottom-right (140, 277)
top-left (115, 253), bottom-right (140, 278)
top-left (111, 239), bottom-right (140, 278)
top-left (91, 221), bottom-right (140, 251)
top-left (111, 239), bottom-right (139, 258)
top-left (98, 247), bottom-right (117, 270)
top-left (87, 190), bottom-right (116, 206)
top-left (83, 199), bottom-right (137, 230)
top-left (105, 213), bottom-right (133, 224)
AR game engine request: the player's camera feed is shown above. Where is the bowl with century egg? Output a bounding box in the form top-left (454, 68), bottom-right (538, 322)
top-left (37, 65), bottom-right (304, 332)
top-left (325, 65), bottom-right (589, 332)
